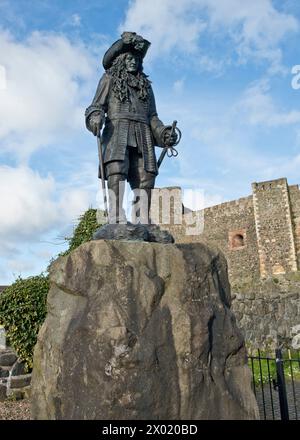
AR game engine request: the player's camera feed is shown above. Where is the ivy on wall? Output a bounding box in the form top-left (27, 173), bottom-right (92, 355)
top-left (0, 275), bottom-right (49, 371)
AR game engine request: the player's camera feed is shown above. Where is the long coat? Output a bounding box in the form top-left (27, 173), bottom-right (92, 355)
top-left (85, 73), bottom-right (165, 176)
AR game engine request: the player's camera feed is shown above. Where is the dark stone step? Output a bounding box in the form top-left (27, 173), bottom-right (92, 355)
top-left (7, 385), bottom-right (31, 400)
top-left (0, 352), bottom-right (17, 367)
top-left (10, 374), bottom-right (31, 389)
top-left (0, 366), bottom-right (11, 378)
top-left (11, 360), bottom-right (27, 376)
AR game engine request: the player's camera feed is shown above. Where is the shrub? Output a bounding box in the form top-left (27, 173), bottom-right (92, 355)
top-left (0, 274), bottom-right (49, 371)
top-left (60, 208), bottom-right (100, 257)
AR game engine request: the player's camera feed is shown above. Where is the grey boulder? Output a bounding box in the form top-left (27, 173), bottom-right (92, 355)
top-left (31, 240), bottom-right (259, 420)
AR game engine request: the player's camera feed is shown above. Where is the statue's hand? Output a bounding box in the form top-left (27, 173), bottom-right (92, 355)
top-left (163, 128), bottom-right (178, 147)
top-left (89, 113), bottom-right (104, 136)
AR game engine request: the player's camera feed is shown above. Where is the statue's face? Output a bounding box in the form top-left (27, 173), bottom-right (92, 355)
top-left (125, 53), bottom-right (140, 73)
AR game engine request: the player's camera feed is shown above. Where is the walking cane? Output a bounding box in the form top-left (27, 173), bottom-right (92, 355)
top-left (97, 129), bottom-right (109, 220)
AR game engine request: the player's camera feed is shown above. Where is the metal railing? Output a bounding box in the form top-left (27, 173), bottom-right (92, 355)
top-left (248, 348), bottom-right (300, 420)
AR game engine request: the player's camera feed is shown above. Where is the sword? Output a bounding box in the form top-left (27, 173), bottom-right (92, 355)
top-left (157, 120), bottom-right (178, 169)
top-left (97, 129), bottom-right (108, 220)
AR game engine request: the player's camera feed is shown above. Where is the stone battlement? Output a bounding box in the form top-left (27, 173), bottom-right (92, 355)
top-left (199, 195), bottom-right (253, 215)
top-left (158, 177), bottom-right (300, 284)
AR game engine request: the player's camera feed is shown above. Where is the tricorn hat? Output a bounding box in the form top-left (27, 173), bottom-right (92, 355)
top-left (102, 32), bottom-right (151, 70)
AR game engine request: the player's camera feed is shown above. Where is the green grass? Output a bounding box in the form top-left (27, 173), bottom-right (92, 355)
top-left (248, 351), bottom-right (300, 385)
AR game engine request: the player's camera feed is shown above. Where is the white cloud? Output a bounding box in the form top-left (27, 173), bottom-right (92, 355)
top-left (0, 64), bottom-right (6, 90)
top-left (0, 163), bottom-right (97, 284)
top-left (173, 78), bottom-right (185, 93)
top-left (0, 165), bottom-right (91, 246)
top-left (119, 0), bottom-right (207, 57)
top-left (70, 14), bottom-right (82, 27)
top-left (58, 187), bottom-right (91, 222)
top-left (0, 166), bottom-right (58, 239)
top-left (7, 259), bottom-right (37, 273)
top-left (260, 153), bottom-right (300, 181)
top-left (0, 30), bottom-right (97, 162)
top-left (206, 0), bottom-right (298, 45)
top-left (237, 79), bottom-right (300, 126)
top-left (156, 77), bottom-right (300, 202)
top-left (120, 0), bottom-right (298, 71)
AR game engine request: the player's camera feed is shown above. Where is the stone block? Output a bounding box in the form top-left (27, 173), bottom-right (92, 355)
top-left (7, 388), bottom-right (25, 401)
top-left (291, 324), bottom-right (300, 335)
top-left (0, 366), bottom-right (10, 378)
top-left (23, 385), bottom-right (31, 399)
top-left (10, 373), bottom-right (31, 389)
top-left (11, 360), bottom-right (27, 376)
top-left (0, 352), bottom-right (17, 367)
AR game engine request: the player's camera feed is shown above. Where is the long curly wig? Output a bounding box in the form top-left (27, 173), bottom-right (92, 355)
top-left (107, 52), bottom-right (151, 102)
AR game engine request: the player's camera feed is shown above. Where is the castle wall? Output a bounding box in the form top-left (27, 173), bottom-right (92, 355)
top-left (156, 178), bottom-right (300, 285)
top-left (197, 196), bottom-right (260, 284)
top-left (165, 195), bottom-right (261, 285)
top-left (289, 184), bottom-right (300, 269)
top-left (252, 178), bottom-right (298, 277)
top-left (232, 291), bottom-right (300, 349)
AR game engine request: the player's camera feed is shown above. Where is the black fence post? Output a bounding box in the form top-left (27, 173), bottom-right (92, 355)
top-left (275, 348), bottom-right (289, 420)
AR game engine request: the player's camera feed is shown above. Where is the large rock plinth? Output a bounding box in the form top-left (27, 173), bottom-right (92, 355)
top-left (31, 241), bottom-right (259, 420)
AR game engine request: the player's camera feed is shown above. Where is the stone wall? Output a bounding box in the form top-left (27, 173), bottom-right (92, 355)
top-left (199, 197), bottom-right (260, 284)
top-left (229, 272), bottom-right (300, 349)
top-left (231, 292), bottom-right (300, 349)
top-left (0, 347), bottom-right (31, 401)
top-left (252, 178), bottom-right (298, 278)
top-left (230, 269), bottom-right (300, 348)
top-left (289, 184), bottom-right (300, 269)
top-left (164, 196), bottom-right (261, 285)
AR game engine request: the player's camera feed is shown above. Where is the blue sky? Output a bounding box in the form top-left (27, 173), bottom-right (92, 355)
top-left (0, 0), bottom-right (300, 284)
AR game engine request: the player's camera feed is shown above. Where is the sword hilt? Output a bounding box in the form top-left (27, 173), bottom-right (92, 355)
top-left (157, 121), bottom-right (181, 169)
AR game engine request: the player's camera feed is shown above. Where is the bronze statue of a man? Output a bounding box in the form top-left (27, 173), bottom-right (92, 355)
top-left (85, 32), bottom-right (178, 223)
